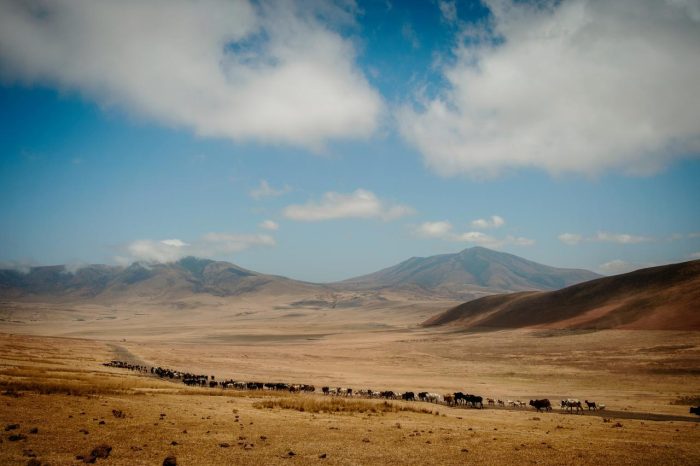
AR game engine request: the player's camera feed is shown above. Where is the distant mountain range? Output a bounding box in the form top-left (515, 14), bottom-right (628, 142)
top-left (341, 247), bottom-right (600, 298)
top-left (0, 257), bottom-right (322, 301)
top-left (0, 247), bottom-right (600, 301)
top-left (422, 259), bottom-right (700, 331)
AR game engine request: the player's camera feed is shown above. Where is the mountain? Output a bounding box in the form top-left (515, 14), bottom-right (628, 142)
top-left (339, 247), bottom-right (600, 298)
top-left (422, 259), bottom-right (700, 331)
top-left (0, 257), bottom-right (323, 301)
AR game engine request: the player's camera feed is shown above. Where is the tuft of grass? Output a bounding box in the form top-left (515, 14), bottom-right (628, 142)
top-left (253, 396), bottom-right (435, 415)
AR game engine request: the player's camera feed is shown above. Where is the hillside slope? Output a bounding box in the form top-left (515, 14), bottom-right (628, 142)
top-left (422, 260), bottom-right (700, 331)
top-left (340, 247), bottom-right (599, 297)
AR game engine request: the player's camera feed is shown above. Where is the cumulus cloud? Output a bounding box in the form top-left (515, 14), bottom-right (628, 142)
top-left (259, 219), bottom-right (279, 231)
top-left (0, 0), bottom-right (383, 149)
top-left (399, 0), bottom-right (700, 176)
top-left (471, 215), bottom-right (505, 229)
top-left (118, 232), bottom-right (275, 264)
top-left (559, 231), bottom-right (651, 245)
top-left (283, 189), bottom-right (414, 221)
top-left (249, 180), bottom-right (291, 200)
top-left (413, 220), bottom-right (533, 248)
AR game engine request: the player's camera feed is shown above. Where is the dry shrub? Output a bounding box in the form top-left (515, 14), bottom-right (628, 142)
top-left (253, 396), bottom-right (435, 415)
top-left (670, 395), bottom-right (700, 406)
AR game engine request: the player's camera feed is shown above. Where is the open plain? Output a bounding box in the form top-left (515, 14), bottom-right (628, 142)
top-left (2, 295), bottom-right (700, 465)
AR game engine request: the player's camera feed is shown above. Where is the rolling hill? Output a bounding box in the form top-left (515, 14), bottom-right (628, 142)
top-left (340, 247), bottom-right (600, 298)
top-left (0, 257), bottom-right (324, 301)
top-left (422, 259), bottom-right (700, 331)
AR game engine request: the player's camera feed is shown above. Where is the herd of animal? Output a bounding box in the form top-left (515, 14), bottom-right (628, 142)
top-left (103, 360), bottom-right (612, 414)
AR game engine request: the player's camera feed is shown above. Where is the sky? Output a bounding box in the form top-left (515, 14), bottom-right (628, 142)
top-left (1, 0), bottom-right (699, 282)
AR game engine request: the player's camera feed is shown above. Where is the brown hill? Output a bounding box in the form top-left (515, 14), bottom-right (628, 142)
top-left (422, 260), bottom-right (700, 331)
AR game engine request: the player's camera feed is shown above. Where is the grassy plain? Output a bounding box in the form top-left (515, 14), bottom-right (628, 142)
top-left (1, 294), bottom-right (700, 464)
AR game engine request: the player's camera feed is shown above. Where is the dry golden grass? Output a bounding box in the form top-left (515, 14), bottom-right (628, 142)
top-left (253, 396), bottom-right (439, 415)
top-left (1, 328), bottom-right (700, 464)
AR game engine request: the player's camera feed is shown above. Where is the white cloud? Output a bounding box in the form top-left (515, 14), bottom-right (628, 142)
top-left (249, 180), bottom-right (291, 200)
top-left (690, 252), bottom-right (700, 260)
top-left (401, 22), bottom-right (420, 49)
top-left (593, 232), bottom-right (652, 244)
top-left (558, 233), bottom-right (583, 246)
top-left (283, 189), bottom-right (414, 221)
top-left (120, 233), bottom-right (275, 264)
top-left (0, 0), bottom-right (383, 149)
top-left (413, 221), bottom-right (533, 248)
top-left (599, 259), bottom-right (637, 275)
top-left (259, 219), bottom-right (279, 231)
top-left (415, 221), bottom-right (454, 238)
top-left (439, 1), bottom-right (458, 24)
top-left (399, 0), bottom-right (700, 176)
top-left (559, 231), bottom-right (651, 245)
top-left (471, 215), bottom-right (505, 229)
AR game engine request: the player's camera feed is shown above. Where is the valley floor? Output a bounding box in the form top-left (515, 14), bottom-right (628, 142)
top-left (1, 329), bottom-right (700, 465)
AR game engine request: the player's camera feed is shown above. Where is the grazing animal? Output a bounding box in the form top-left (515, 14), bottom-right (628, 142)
top-left (487, 398), bottom-right (495, 406)
top-left (402, 392), bottom-right (415, 402)
top-left (690, 406), bottom-right (700, 416)
top-left (585, 400), bottom-right (597, 411)
top-left (426, 393), bottom-right (442, 403)
top-left (418, 392), bottom-right (428, 402)
top-left (443, 394), bottom-right (455, 406)
top-left (497, 399), bottom-right (505, 407)
top-left (561, 399), bottom-right (583, 414)
top-left (529, 399), bottom-right (552, 412)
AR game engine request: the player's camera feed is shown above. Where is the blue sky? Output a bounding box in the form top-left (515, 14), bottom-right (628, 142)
top-left (1, 0), bottom-right (699, 282)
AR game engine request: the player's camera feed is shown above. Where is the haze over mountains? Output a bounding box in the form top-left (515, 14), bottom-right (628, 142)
top-left (423, 259), bottom-right (700, 331)
top-left (0, 247), bottom-right (599, 302)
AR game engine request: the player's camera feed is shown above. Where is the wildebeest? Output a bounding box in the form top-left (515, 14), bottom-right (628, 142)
top-left (529, 399), bottom-right (552, 412)
top-left (381, 391), bottom-right (397, 399)
top-left (402, 392), bottom-right (415, 402)
top-left (690, 406), bottom-right (700, 416)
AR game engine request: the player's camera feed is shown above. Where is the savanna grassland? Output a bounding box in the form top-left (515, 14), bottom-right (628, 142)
top-left (1, 327), bottom-right (699, 465)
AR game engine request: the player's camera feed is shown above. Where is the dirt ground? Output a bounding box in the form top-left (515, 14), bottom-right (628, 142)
top-left (1, 295), bottom-right (700, 464)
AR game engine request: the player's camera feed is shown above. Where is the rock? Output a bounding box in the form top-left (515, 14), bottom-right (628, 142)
top-left (9, 434), bottom-right (27, 441)
top-left (362, 438), bottom-right (370, 443)
top-left (244, 444), bottom-right (254, 450)
top-left (90, 444), bottom-right (112, 459)
top-left (79, 429), bottom-right (89, 434)
top-left (98, 421), bottom-right (105, 425)
top-left (219, 443), bottom-right (230, 448)
top-left (112, 410), bottom-right (125, 418)
top-left (83, 455), bottom-right (97, 464)
top-left (170, 441), bottom-right (179, 446)
top-left (163, 455), bottom-right (177, 466)
top-left (288, 451), bottom-right (296, 456)
top-left (319, 453), bottom-right (327, 459)
top-left (5, 423), bottom-right (20, 431)
top-left (29, 427), bottom-right (38, 434)
top-left (259, 436), bottom-right (267, 441)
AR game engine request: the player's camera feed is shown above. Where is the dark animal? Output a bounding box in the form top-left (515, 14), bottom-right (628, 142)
top-left (402, 391), bottom-right (415, 401)
top-left (529, 399), bottom-right (552, 412)
top-left (585, 400), bottom-right (597, 411)
top-left (690, 406), bottom-right (700, 416)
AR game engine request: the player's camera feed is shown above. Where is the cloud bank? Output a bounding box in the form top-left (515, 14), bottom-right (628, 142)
top-left (0, 0), bottom-right (382, 149)
top-left (559, 231), bottom-right (652, 245)
top-left (415, 220), bottom-right (533, 248)
top-left (117, 232), bottom-right (275, 264)
top-left (283, 189), bottom-right (414, 221)
top-left (399, 0), bottom-right (700, 176)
